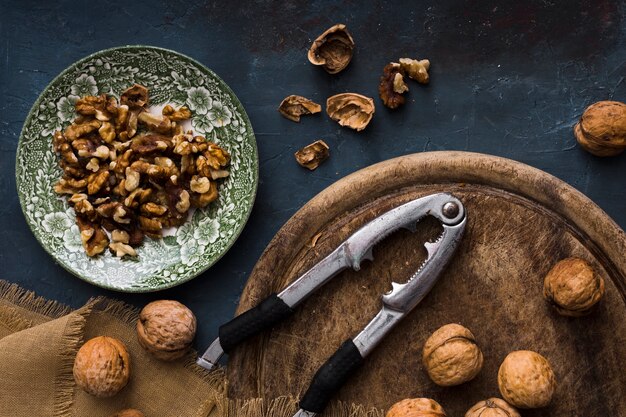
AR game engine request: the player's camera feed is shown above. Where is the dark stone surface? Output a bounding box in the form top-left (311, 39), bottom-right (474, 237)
top-left (0, 0), bottom-right (624, 354)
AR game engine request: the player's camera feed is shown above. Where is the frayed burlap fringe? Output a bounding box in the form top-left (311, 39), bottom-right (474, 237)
top-left (53, 309), bottom-right (90, 417)
top-left (0, 304), bottom-right (33, 333)
top-left (221, 396), bottom-right (384, 417)
top-left (88, 296), bottom-right (140, 325)
top-left (0, 280), bottom-right (72, 319)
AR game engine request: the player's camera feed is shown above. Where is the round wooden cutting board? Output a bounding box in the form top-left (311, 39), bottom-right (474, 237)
top-left (227, 151), bottom-right (626, 416)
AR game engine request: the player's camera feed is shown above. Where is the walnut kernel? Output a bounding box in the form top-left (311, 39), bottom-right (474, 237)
top-left (137, 300), bottom-right (197, 361)
top-left (399, 58), bottom-right (431, 84)
top-left (386, 398), bottom-right (446, 417)
top-left (498, 350), bottom-right (556, 409)
top-left (543, 257), bottom-right (605, 316)
top-left (379, 63), bottom-right (408, 109)
top-left (73, 336), bottom-right (130, 398)
top-left (422, 323), bottom-right (483, 386)
top-left (162, 104), bottom-right (192, 121)
top-left (111, 229), bottom-right (130, 244)
top-left (109, 242), bottom-right (137, 257)
top-left (120, 84), bottom-right (149, 109)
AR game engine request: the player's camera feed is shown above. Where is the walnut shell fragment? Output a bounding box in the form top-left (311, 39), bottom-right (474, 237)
top-left (308, 24), bottom-right (355, 74)
top-left (379, 63), bottom-right (409, 109)
top-left (498, 350), bottom-right (556, 409)
top-left (278, 95), bottom-right (322, 122)
top-left (422, 323), bottom-right (483, 386)
top-left (543, 257), bottom-right (605, 316)
top-left (465, 398), bottom-right (520, 417)
top-left (386, 398), bottom-right (446, 417)
top-left (137, 300), bottom-right (197, 361)
top-left (574, 100), bottom-right (626, 156)
top-left (295, 140), bottom-right (330, 170)
top-left (326, 93), bottom-right (375, 131)
top-left (73, 336), bottom-right (131, 398)
top-left (108, 410), bottom-right (145, 417)
top-left (399, 57), bottom-right (431, 84)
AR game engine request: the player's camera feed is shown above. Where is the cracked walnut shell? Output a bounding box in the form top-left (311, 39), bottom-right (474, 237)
top-left (574, 100), bottom-right (626, 156)
top-left (109, 410), bottom-right (145, 417)
top-left (278, 95), bottom-right (322, 122)
top-left (308, 24), bottom-right (355, 74)
top-left (73, 336), bottom-right (130, 398)
top-left (465, 398), bottom-right (520, 417)
top-left (386, 398), bottom-right (446, 417)
top-left (422, 323), bottom-right (483, 386)
top-left (543, 257), bottom-right (605, 316)
top-left (137, 300), bottom-right (197, 361)
top-left (326, 93), bottom-right (375, 131)
top-left (295, 140), bottom-right (329, 170)
top-left (498, 350), bottom-right (556, 409)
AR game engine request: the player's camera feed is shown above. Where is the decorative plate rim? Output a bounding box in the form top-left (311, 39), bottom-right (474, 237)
top-left (15, 45), bottom-right (259, 293)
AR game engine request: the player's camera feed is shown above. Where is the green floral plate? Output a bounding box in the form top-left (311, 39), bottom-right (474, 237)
top-left (16, 46), bottom-right (258, 292)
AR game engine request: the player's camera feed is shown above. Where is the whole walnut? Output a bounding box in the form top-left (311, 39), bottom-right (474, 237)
top-left (543, 257), bottom-right (605, 316)
top-left (574, 100), bottom-right (626, 156)
top-left (386, 398), bottom-right (446, 417)
top-left (108, 409), bottom-right (145, 417)
top-left (465, 398), bottom-right (520, 417)
top-left (498, 350), bottom-right (556, 408)
top-left (73, 336), bottom-right (131, 398)
top-left (422, 323), bottom-right (483, 386)
top-left (137, 300), bottom-right (197, 361)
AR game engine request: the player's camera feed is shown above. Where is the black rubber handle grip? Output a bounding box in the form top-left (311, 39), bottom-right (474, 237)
top-left (299, 339), bottom-right (364, 414)
top-left (218, 293), bottom-right (294, 353)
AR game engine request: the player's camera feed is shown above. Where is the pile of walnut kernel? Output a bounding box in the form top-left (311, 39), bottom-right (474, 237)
top-left (52, 84), bottom-right (230, 257)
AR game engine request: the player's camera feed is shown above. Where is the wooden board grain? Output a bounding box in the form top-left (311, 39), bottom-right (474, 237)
top-left (226, 152), bottom-right (626, 417)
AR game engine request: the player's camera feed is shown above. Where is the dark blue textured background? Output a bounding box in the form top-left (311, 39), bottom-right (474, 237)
top-left (0, 0), bottom-right (624, 350)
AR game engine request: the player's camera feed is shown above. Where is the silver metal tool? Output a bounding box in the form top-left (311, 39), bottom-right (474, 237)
top-left (197, 193), bottom-right (466, 409)
top-left (290, 194), bottom-right (465, 417)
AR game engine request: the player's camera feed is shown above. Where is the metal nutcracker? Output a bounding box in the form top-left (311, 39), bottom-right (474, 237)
top-left (198, 193), bottom-right (467, 417)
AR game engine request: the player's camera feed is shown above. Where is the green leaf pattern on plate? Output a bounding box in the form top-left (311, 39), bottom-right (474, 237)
top-left (16, 46), bottom-right (258, 292)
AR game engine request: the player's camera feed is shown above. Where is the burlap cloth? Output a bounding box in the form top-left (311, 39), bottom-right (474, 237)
top-left (0, 280), bottom-right (383, 417)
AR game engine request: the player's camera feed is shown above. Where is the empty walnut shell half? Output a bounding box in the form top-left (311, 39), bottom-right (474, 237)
top-left (543, 257), bottom-right (605, 316)
top-left (326, 93), bottom-right (375, 131)
top-left (295, 140), bottom-right (330, 170)
top-left (574, 100), bottom-right (626, 156)
top-left (422, 323), bottom-right (483, 386)
top-left (108, 409), bottom-right (145, 417)
top-left (308, 24), bottom-right (355, 74)
top-left (465, 398), bottom-right (520, 417)
top-left (386, 398), bottom-right (446, 417)
top-left (498, 350), bottom-right (556, 409)
top-left (73, 336), bottom-right (131, 398)
top-left (278, 95), bottom-right (322, 122)
top-left (137, 300), bottom-right (197, 361)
